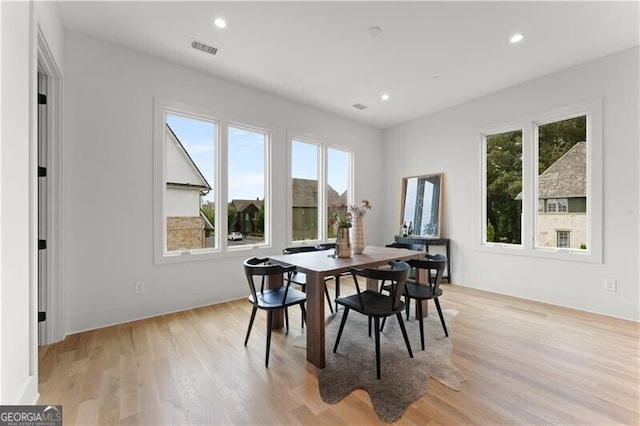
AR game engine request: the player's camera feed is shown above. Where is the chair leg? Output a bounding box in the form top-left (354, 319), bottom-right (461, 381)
top-left (334, 275), bottom-right (341, 312)
top-left (374, 317), bottom-right (381, 379)
top-left (396, 313), bottom-right (413, 358)
top-left (265, 310), bottom-right (273, 368)
top-left (244, 306), bottom-right (257, 346)
top-left (434, 297), bottom-right (449, 337)
top-left (368, 316), bottom-right (372, 337)
top-left (324, 282), bottom-right (334, 314)
top-left (417, 299), bottom-right (425, 350)
top-left (333, 307), bottom-right (350, 353)
top-left (300, 304), bottom-right (306, 328)
top-left (284, 308), bottom-right (289, 333)
top-left (405, 295), bottom-right (410, 320)
top-left (380, 316), bottom-right (387, 331)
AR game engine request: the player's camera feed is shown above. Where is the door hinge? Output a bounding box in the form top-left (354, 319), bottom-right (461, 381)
top-left (38, 166), bottom-right (47, 177)
top-left (38, 93), bottom-right (47, 105)
top-left (38, 311), bottom-right (46, 322)
top-left (38, 239), bottom-right (47, 250)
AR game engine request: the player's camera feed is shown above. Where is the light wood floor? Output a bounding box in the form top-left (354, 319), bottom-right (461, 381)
top-left (38, 281), bottom-right (639, 425)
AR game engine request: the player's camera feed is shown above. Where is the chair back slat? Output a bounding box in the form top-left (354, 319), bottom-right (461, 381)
top-left (244, 257), bottom-right (297, 304)
top-left (350, 262), bottom-right (409, 311)
top-left (385, 242), bottom-right (424, 252)
top-left (408, 256), bottom-right (446, 291)
top-left (282, 245), bottom-right (319, 254)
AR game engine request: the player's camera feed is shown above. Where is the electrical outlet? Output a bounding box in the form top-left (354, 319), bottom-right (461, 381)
top-left (135, 281), bottom-right (145, 294)
top-left (604, 279), bottom-right (617, 292)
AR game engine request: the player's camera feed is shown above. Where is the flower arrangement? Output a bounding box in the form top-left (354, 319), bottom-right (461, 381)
top-left (329, 204), bottom-right (352, 228)
top-left (349, 199), bottom-right (372, 218)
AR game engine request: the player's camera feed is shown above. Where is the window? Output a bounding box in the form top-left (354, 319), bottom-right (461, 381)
top-left (327, 147), bottom-right (351, 239)
top-left (480, 100), bottom-right (602, 263)
top-left (288, 137), bottom-right (352, 243)
top-left (228, 125), bottom-right (268, 248)
top-left (165, 113), bottom-right (216, 253)
top-left (483, 129), bottom-right (523, 245)
top-left (291, 139), bottom-right (320, 242)
top-left (154, 99), bottom-right (272, 263)
top-left (536, 115), bottom-right (586, 250)
top-left (557, 230), bottom-right (570, 248)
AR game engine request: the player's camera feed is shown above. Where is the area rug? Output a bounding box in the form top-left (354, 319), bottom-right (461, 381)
top-left (297, 309), bottom-right (465, 423)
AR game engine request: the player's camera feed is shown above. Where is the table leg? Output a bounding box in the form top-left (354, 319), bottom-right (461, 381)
top-left (306, 271), bottom-right (325, 368)
top-left (413, 267), bottom-right (429, 320)
top-left (266, 273), bottom-right (284, 329)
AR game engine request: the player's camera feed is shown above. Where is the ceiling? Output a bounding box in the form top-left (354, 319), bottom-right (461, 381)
top-left (55, 1), bottom-right (639, 129)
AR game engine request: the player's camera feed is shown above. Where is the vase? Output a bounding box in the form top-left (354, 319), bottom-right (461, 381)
top-left (336, 226), bottom-right (352, 258)
top-left (352, 216), bottom-right (365, 254)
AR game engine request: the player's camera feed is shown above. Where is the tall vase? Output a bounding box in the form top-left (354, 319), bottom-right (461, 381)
top-left (336, 226), bottom-right (352, 258)
top-left (352, 216), bottom-right (365, 254)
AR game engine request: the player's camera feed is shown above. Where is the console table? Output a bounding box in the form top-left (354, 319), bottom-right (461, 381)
top-left (394, 235), bottom-right (451, 282)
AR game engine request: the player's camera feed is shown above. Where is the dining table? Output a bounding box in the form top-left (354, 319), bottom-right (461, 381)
top-left (268, 245), bottom-right (425, 369)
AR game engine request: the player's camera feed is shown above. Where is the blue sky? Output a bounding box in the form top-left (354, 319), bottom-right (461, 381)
top-left (168, 114), bottom-right (349, 202)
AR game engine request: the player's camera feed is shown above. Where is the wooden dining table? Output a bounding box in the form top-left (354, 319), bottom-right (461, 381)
top-left (268, 245), bottom-right (424, 369)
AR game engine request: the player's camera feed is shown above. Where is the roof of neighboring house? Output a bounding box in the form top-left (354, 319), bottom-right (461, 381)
top-left (166, 124), bottom-right (211, 193)
top-left (200, 211), bottom-right (214, 230)
top-left (232, 199), bottom-right (262, 213)
top-left (538, 141), bottom-right (586, 199)
top-left (292, 178), bottom-right (347, 208)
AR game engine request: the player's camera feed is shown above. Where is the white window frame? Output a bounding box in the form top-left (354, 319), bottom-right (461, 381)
top-left (153, 98), bottom-right (273, 264)
top-left (286, 131), bottom-right (353, 246)
top-left (479, 99), bottom-right (602, 263)
top-left (480, 125), bottom-right (525, 251)
top-left (226, 121), bottom-right (272, 253)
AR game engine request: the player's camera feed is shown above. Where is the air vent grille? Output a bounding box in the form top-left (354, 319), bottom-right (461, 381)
top-left (191, 39), bottom-right (219, 56)
top-left (352, 103), bottom-right (368, 110)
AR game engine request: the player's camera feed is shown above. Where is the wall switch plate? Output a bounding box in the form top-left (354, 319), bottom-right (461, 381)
top-left (604, 279), bottom-right (617, 292)
top-left (135, 281), bottom-right (145, 294)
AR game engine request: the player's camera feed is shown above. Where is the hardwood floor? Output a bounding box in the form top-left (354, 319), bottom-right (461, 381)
top-left (38, 281), bottom-right (639, 425)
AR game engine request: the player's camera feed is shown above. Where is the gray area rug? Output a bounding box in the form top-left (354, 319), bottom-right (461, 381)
top-left (297, 309), bottom-right (465, 423)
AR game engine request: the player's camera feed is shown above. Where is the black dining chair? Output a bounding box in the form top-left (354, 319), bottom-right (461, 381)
top-left (404, 255), bottom-right (448, 346)
top-left (243, 257), bottom-right (307, 367)
top-left (381, 254), bottom-right (448, 351)
top-left (333, 261), bottom-right (413, 379)
top-left (385, 242), bottom-right (424, 279)
top-left (282, 246), bottom-right (334, 315)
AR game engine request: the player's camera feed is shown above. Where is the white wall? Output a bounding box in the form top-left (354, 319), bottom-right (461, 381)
top-left (383, 47), bottom-right (639, 321)
top-left (0, 0), bottom-right (37, 405)
top-left (62, 31), bottom-right (384, 334)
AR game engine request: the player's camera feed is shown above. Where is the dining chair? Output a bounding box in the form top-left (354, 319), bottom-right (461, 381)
top-left (243, 257), bottom-right (307, 367)
top-left (333, 261), bottom-right (413, 379)
top-left (385, 242), bottom-right (424, 279)
top-left (402, 254), bottom-right (448, 350)
top-left (282, 246), bottom-right (334, 314)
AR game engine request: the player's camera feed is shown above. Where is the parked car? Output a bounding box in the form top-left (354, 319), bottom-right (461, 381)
top-left (228, 231), bottom-right (243, 241)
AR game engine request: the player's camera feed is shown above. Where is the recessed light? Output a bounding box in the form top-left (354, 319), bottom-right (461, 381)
top-left (381, 93), bottom-right (390, 101)
top-left (509, 33), bottom-right (524, 44)
top-left (214, 18), bottom-right (227, 29)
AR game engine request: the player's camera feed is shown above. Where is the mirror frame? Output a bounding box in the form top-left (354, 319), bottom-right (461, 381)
top-left (400, 173), bottom-right (444, 238)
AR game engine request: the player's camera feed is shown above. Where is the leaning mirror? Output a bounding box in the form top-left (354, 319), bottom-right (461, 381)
top-left (400, 173), bottom-right (444, 238)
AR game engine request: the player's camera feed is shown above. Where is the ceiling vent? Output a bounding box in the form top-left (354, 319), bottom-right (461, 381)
top-left (352, 103), bottom-right (368, 110)
top-left (191, 39), bottom-right (219, 56)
